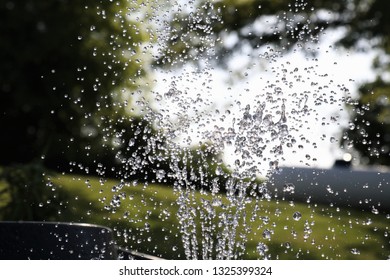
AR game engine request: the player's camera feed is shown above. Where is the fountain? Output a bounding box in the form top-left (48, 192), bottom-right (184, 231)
top-left (1, 0), bottom-right (390, 260)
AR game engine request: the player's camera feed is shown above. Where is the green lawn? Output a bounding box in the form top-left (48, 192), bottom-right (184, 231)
top-left (50, 174), bottom-right (390, 260)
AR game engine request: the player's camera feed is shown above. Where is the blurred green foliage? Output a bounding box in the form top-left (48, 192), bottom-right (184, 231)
top-left (0, 0), bottom-right (151, 170)
top-left (0, 162), bottom-right (69, 220)
top-left (0, 0), bottom-right (158, 220)
top-left (342, 79), bottom-right (390, 165)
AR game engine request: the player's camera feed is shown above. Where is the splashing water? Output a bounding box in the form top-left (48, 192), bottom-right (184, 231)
top-left (48, 0), bottom-right (390, 260)
top-left (143, 1), bottom-right (350, 259)
top-left (145, 6), bottom-right (324, 260)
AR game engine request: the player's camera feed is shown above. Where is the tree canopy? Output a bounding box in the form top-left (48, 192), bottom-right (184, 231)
top-left (0, 0), bottom-right (158, 219)
top-left (0, 0), bottom-right (152, 172)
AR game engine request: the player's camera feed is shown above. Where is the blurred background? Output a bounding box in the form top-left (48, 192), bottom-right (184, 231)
top-left (1, 0), bottom-right (390, 259)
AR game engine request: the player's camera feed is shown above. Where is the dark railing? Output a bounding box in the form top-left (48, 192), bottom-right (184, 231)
top-left (0, 221), bottom-right (162, 260)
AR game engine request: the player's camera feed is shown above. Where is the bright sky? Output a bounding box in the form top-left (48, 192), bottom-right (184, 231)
top-left (152, 29), bottom-right (377, 175)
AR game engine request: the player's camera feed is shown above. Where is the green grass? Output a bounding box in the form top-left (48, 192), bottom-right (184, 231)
top-left (49, 173), bottom-right (390, 260)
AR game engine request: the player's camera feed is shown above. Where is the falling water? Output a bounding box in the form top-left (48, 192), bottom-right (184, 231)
top-left (140, 1), bottom-right (342, 259)
top-left (43, 0), bottom-right (390, 260)
top-left (117, 2), bottom-right (297, 260)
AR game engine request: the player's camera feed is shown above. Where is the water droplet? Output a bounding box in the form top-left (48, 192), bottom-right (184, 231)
top-left (283, 183), bottom-right (295, 193)
top-left (215, 166), bottom-right (223, 175)
top-left (156, 169), bottom-right (166, 181)
top-left (350, 248), bottom-right (360, 255)
top-left (256, 242), bottom-right (269, 257)
top-left (211, 198), bottom-right (222, 207)
top-left (261, 216), bottom-right (270, 225)
top-left (263, 114), bottom-right (273, 126)
top-left (262, 229), bottom-right (272, 239)
top-left (326, 185), bottom-right (334, 194)
top-left (292, 211), bottom-right (302, 221)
